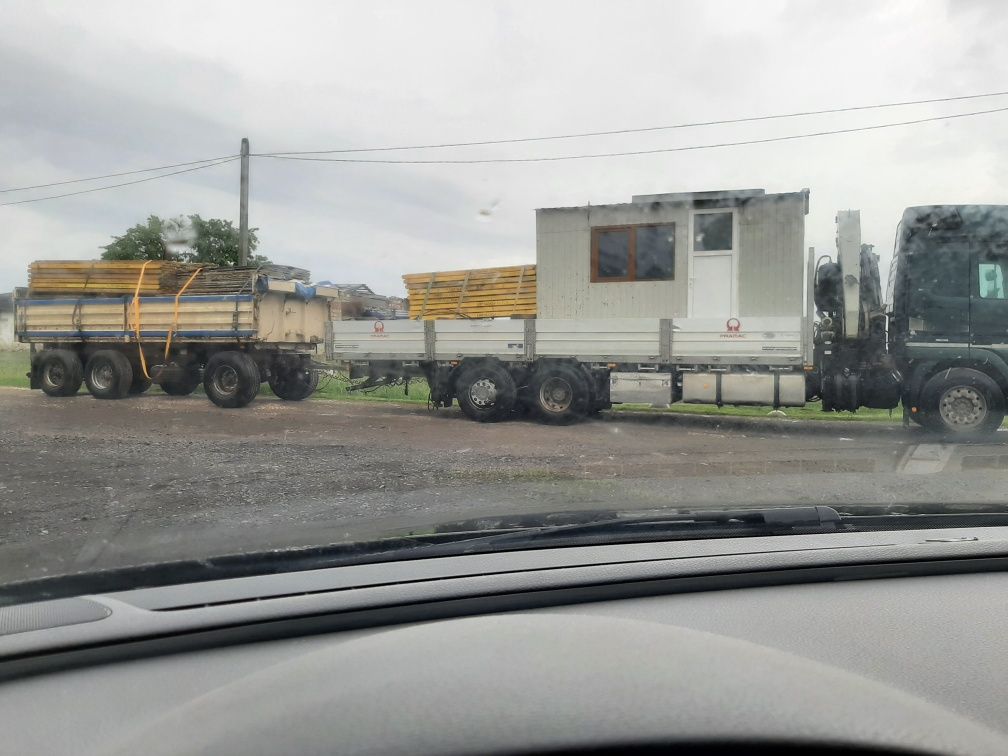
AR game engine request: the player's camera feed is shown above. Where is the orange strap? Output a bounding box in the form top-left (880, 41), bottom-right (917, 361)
top-left (132, 260), bottom-right (153, 380)
top-left (164, 267), bottom-right (203, 358)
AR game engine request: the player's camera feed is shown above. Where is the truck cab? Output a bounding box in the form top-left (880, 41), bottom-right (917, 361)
top-left (818, 205), bottom-right (1008, 436)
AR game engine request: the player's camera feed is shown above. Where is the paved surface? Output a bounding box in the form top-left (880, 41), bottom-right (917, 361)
top-left (2, 387), bottom-right (1008, 584)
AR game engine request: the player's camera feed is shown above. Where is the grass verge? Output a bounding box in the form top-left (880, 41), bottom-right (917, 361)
top-left (1, 350), bottom-right (901, 423)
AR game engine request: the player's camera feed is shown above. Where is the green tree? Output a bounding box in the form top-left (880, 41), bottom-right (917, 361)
top-left (101, 214), bottom-right (266, 266)
top-left (100, 215), bottom-right (169, 261)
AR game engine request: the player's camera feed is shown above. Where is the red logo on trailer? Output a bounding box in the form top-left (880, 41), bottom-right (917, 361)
top-left (720, 318), bottom-right (744, 339)
top-left (372, 321), bottom-right (386, 337)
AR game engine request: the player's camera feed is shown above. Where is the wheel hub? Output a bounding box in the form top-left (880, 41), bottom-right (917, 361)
top-left (43, 363), bottom-right (65, 389)
top-left (540, 377), bottom-right (573, 412)
top-left (469, 377), bottom-right (498, 408)
top-left (91, 363), bottom-right (114, 391)
top-left (939, 386), bottom-right (987, 428)
top-left (213, 365), bottom-right (240, 396)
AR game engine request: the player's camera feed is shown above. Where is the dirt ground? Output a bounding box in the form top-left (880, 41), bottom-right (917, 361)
top-left (2, 387), bottom-right (1008, 584)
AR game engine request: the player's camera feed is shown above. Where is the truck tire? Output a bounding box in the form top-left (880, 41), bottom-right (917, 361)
top-left (161, 368), bottom-right (201, 396)
top-left (204, 351), bottom-right (260, 408)
top-left (84, 350), bottom-right (133, 400)
top-left (455, 361), bottom-right (517, 422)
top-left (528, 363), bottom-right (590, 424)
top-left (269, 364), bottom-right (319, 401)
top-left (920, 368), bottom-right (1005, 438)
top-left (36, 349), bottom-right (83, 397)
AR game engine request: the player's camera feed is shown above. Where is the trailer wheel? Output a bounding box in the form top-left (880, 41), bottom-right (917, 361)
top-left (161, 367), bottom-right (201, 396)
top-left (528, 363), bottom-right (590, 424)
top-left (84, 350), bottom-right (133, 400)
top-left (455, 362), bottom-right (517, 422)
top-left (129, 375), bottom-right (153, 395)
top-left (920, 368), bottom-right (1005, 438)
top-left (269, 364), bottom-right (319, 401)
top-left (36, 349), bottom-right (83, 397)
top-left (203, 351), bottom-right (260, 408)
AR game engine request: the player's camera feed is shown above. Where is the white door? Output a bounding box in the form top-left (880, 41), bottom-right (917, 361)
top-left (688, 209), bottom-right (738, 318)
top-left (690, 255), bottom-right (733, 317)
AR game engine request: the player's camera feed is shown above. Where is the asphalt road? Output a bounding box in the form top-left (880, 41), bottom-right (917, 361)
top-left (3, 387), bottom-right (1008, 584)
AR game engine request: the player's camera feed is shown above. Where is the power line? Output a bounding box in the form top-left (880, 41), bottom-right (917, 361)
top-left (256, 90), bottom-right (1008, 156)
top-left (0, 154), bottom-right (238, 195)
top-left (254, 106), bottom-right (1008, 165)
top-left (0, 157), bottom-right (240, 207)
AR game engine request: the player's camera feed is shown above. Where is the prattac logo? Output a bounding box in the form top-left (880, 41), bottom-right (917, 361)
top-left (720, 317), bottom-right (744, 339)
top-left (371, 321), bottom-right (387, 337)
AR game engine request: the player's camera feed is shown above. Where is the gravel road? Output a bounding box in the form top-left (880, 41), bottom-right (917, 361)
top-left (2, 387), bottom-right (1008, 583)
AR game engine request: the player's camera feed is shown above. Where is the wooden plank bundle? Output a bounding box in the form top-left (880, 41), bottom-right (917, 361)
top-left (160, 267), bottom-right (258, 295)
top-left (28, 260), bottom-right (208, 296)
top-left (403, 264), bottom-right (536, 319)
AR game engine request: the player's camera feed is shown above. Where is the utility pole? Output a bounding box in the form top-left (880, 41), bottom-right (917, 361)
top-left (239, 137), bottom-right (250, 266)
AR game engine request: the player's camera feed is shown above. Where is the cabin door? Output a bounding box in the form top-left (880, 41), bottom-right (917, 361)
top-left (688, 209), bottom-right (738, 318)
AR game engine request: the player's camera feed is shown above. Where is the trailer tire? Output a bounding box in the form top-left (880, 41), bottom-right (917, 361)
top-left (204, 352), bottom-right (260, 408)
top-left (161, 367), bottom-right (201, 396)
top-left (269, 364), bottom-right (319, 401)
top-left (129, 375), bottom-right (153, 395)
top-left (84, 350), bottom-right (133, 400)
top-left (528, 363), bottom-right (590, 424)
top-left (36, 349), bottom-right (83, 397)
top-left (455, 361), bottom-right (517, 422)
top-left (920, 368), bottom-right (1004, 438)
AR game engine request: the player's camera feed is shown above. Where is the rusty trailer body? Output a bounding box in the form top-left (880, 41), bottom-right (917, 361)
top-left (15, 276), bottom-right (340, 408)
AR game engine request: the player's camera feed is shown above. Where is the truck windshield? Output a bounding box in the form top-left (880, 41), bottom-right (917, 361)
top-left (2, 2), bottom-right (1008, 595)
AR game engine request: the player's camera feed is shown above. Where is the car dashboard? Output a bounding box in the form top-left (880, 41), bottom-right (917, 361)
top-left (2, 526), bottom-right (1008, 755)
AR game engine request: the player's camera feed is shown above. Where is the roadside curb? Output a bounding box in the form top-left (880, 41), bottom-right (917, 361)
top-left (600, 408), bottom-right (909, 438)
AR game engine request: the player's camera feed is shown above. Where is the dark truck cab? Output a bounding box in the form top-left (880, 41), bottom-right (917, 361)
top-left (815, 205), bottom-right (1008, 436)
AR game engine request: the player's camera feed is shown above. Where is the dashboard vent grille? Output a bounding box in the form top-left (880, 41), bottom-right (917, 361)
top-left (0, 598), bottom-right (111, 636)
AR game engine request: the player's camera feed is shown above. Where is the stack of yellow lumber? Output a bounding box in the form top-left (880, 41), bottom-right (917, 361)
top-left (27, 260), bottom-right (208, 296)
top-left (403, 264), bottom-right (536, 319)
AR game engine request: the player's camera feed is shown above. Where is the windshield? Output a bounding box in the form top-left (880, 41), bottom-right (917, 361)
top-left (3, 0), bottom-right (1008, 595)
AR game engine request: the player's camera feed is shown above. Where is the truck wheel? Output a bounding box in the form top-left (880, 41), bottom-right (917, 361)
top-left (36, 350), bottom-right (83, 397)
top-left (161, 372), bottom-right (200, 396)
top-left (528, 363), bottom-right (590, 424)
top-left (455, 362), bottom-right (517, 422)
top-left (269, 364), bottom-right (319, 401)
top-left (84, 351), bottom-right (133, 400)
top-left (204, 352), bottom-right (260, 408)
top-left (920, 368), bottom-right (1005, 438)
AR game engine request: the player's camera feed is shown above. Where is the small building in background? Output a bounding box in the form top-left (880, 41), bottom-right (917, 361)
top-left (535, 188), bottom-right (809, 320)
top-left (318, 282), bottom-right (408, 319)
top-left (0, 292), bottom-right (27, 350)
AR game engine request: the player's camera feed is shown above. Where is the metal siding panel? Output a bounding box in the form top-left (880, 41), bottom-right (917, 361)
top-left (433, 320), bottom-right (527, 359)
top-left (535, 318), bottom-right (663, 360)
top-left (536, 206), bottom-right (688, 319)
top-left (670, 316), bottom-right (803, 362)
top-left (326, 320), bottom-right (427, 359)
top-left (738, 196), bottom-right (804, 317)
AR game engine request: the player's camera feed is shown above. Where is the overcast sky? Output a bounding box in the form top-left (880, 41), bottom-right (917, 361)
top-left (1, 0), bottom-right (1005, 296)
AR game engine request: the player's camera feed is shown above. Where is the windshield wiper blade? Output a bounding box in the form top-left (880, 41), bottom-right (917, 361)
top-left (442, 506), bottom-right (844, 551)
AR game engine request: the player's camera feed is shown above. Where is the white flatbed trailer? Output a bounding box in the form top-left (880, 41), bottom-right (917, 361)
top-left (326, 315), bottom-right (811, 423)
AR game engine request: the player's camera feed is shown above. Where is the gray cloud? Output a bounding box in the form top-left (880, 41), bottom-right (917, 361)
top-left (2, 0), bottom-right (1006, 296)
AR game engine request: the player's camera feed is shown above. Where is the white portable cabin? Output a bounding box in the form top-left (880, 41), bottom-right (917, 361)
top-left (535, 188), bottom-right (809, 321)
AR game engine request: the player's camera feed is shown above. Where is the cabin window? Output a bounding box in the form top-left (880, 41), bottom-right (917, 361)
top-left (693, 212), bottom-right (733, 252)
top-left (595, 229), bottom-right (631, 279)
top-left (979, 262), bottom-right (1006, 299)
top-left (591, 224), bottom-right (675, 282)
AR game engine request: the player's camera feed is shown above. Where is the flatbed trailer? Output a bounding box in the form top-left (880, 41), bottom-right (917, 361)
top-left (329, 201), bottom-right (1008, 439)
top-left (15, 277), bottom-right (339, 407)
top-left (327, 315), bottom-right (810, 422)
